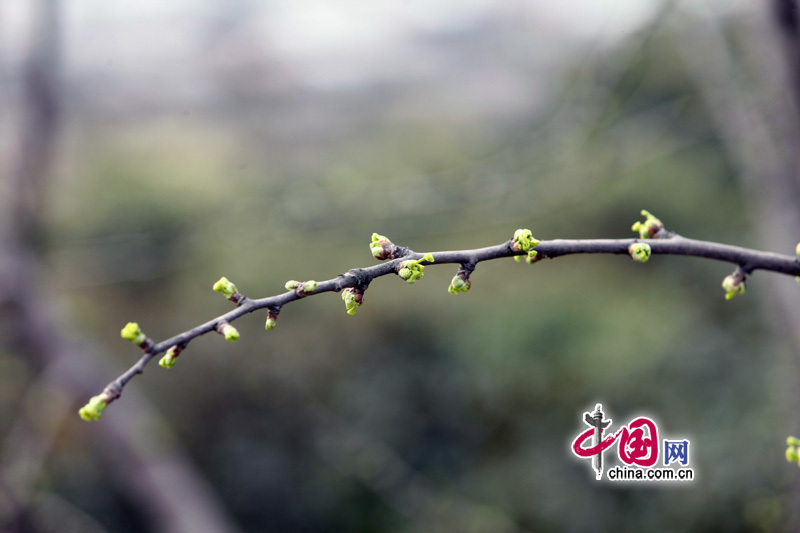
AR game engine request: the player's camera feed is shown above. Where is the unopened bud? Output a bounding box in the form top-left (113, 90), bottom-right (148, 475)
top-left (628, 242), bottom-right (651, 263)
top-left (722, 274), bottom-right (746, 300)
top-left (448, 275), bottom-right (470, 295)
top-left (787, 446), bottom-right (800, 464)
top-left (78, 395), bottom-right (108, 421)
top-left (370, 233), bottom-right (394, 260)
top-left (285, 280), bottom-right (300, 290)
top-left (303, 280), bottom-right (317, 293)
top-left (216, 321), bottom-right (240, 342)
top-left (212, 276), bottom-right (238, 297)
top-left (265, 316), bottom-right (277, 330)
top-left (224, 325), bottom-right (239, 342)
top-left (120, 322), bottom-right (146, 346)
top-left (159, 345), bottom-right (182, 369)
top-left (787, 436), bottom-right (800, 447)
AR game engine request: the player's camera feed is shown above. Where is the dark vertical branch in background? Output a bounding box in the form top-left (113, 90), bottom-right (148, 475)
top-left (0, 0), bottom-right (60, 372)
top-left (769, 0), bottom-right (800, 210)
top-left (677, 4), bottom-right (800, 527)
top-left (773, 0), bottom-right (800, 120)
top-left (761, 8), bottom-right (800, 529)
top-left (0, 2), bottom-right (242, 532)
top-left (12, 0), bottom-right (60, 246)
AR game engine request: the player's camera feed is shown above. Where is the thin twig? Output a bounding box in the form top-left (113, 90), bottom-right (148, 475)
top-left (88, 230), bottom-right (800, 417)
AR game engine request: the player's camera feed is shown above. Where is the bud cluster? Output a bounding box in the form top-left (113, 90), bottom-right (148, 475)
top-left (631, 210), bottom-right (664, 239)
top-left (398, 254), bottom-right (434, 284)
top-left (510, 228), bottom-right (540, 262)
top-left (370, 233), bottom-right (399, 260)
top-left (341, 287), bottom-right (364, 315)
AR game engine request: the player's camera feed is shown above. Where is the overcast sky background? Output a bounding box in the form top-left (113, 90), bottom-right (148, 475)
top-left (1, 0), bottom-right (752, 92)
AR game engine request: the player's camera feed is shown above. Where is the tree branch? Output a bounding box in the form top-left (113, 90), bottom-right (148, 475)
top-left (82, 215), bottom-right (800, 420)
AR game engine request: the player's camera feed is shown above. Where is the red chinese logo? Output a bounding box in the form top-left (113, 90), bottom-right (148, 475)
top-left (572, 416), bottom-right (659, 467)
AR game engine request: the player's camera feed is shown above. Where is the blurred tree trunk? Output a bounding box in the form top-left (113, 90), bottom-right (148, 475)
top-left (677, 2), bottom-right (800, 528)
top-left (0, 2), bottom-right (241, 532)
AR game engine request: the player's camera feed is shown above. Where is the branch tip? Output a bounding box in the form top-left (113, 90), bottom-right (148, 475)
top-left (213, 276), bottom-right (238, 298)
top-left (120, 322), bottom-right (146, 346)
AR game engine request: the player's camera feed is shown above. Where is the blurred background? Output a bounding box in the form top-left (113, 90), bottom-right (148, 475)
top-left (1, 0), bottom-right (800, 531)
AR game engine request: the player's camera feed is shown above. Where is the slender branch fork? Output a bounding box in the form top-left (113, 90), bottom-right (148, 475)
top-left (87, 229), bottom-right (800, 418)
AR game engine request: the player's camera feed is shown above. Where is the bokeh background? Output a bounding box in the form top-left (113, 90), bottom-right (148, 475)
top-left (2, 1), bottom-right (800, 532)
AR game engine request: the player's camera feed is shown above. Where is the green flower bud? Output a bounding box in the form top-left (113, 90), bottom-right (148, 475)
top-left (285, 280), bottom-right (300, 290)
top-left (342, 287), bottom-right (363, 315)
top-left (448, 275), bottom-right (470, 295)
top-left (222, 324), bottom-right (239, 342)
top-left (796, 242), bottom-right (800, 258)
top-left (212, 276), bottom-right (238, 297)
top-left (722, 274), bottom-right (746, 300)
top-left (78, 395), bottom-right (108, 421)
top-left (796, 277), bottom-right (800, 285)
top-left (120, 322), bottom-right (146, 346)
top-left (631, 209), bottom-right (664, 239)
top-left (370, 233), bottom-right (394, 260)
top-left (397, 257), bottom-right (428, 284)
top-left (159, 345), bottom-right (181, 369)
top-left (265, 316), bottom-right (277, 330)
top-left (787, 446), bottom-right (800, 464)
top-left (628, 242), bottom-right (651, 263)
top-left (303, 280), bottom-right (317, 293)
top-left (511, 228), bottom-right (540, 254)
top-left (787, 436), bottom-right (800, 447)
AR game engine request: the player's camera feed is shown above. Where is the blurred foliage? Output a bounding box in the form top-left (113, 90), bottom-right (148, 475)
top-left (4, 8), bottom-right (799, 533)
